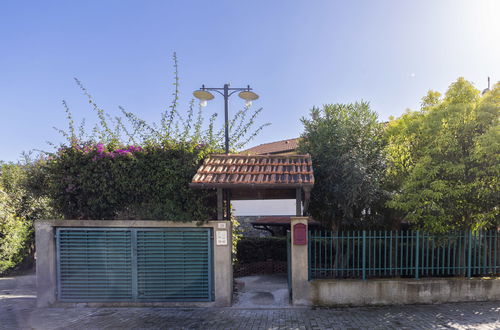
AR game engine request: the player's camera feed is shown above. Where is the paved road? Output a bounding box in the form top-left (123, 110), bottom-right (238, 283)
top-left (1, 274), bottom-right (499, 329)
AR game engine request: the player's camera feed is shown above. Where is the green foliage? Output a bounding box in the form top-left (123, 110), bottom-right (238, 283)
top-left (386, 78), bottom-right (500, 232)
top-left (0, 191), bottom-right (30, 273)
top-left (231, 214), bottom-right (242, 263)
top-left (1, 163), bottom-right (55, 222)
top-left (0, 163), bottom-right (55, 274)
top-left (31, 144), bottom-right (217, 220)
top-left (236, 237), bottom-right (287, 263)
top-left (298, 101), bottom-right (388, 229)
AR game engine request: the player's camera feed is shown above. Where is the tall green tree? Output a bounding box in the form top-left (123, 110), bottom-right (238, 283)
top-left (386, 78), bottom-right (500, 232)
top-left (0, 163), bottom-right (55, 274)
top-left (298, 101), bottom-right (387, 230)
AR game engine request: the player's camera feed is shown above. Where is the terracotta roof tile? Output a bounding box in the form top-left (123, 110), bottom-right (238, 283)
top-left (190, 154), bottom-right (314, 188)
top-left (241, 138), bottom-right (300, 155)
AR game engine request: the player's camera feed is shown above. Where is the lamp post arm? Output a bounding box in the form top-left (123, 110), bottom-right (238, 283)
top-left (202, 87), bottom-right (252, 92)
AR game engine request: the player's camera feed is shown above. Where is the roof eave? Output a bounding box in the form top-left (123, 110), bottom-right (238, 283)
top-left (189, 182), bottom-right (314, 189)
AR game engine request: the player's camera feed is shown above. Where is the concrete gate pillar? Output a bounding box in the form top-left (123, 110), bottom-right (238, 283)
top-left (290, 217), bottom-right (311, 306)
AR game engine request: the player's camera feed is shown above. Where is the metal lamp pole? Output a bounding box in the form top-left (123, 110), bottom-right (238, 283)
top-left (194, 83), bottom-right (258, 153)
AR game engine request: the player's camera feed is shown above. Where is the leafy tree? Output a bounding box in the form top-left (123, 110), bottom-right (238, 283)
top-left (298, 101), bottom-right (387, 230)
top-left (0, 182), bottom-right (29, 273)
top-left (0, 162), bottom-right (55, 274)
top-left (386, 78), bottom-right (500, 232)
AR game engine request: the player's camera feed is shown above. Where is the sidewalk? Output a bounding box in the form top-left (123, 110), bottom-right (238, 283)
top-left (1, 274), bottom-right (499, 329)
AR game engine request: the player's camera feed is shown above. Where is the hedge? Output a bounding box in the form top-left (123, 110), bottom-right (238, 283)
top-left (29, 143), bottom-right (217, 221)
top-left (236, 237), bottom-right (287, 264)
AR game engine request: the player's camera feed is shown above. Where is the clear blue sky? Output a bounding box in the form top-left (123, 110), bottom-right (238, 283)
top-left (1, 0), bottom-right (499, 162)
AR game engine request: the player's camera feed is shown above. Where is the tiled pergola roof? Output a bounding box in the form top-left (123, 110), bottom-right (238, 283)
top-left (190, 154), bottom-right (314, 189)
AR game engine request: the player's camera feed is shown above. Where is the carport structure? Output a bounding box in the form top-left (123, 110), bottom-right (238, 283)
top-left (189, 154), bottom-right (315, 219)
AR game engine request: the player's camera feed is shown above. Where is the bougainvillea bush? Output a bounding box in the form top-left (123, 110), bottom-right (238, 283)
top-left (32, 142), bottom-right (217, 220)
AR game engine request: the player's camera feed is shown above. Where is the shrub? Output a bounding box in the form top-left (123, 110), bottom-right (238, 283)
top-left (32, 143), bottom-right (217, 220)
top-left (0, 184), bottom-right (31, 273)
top-left (236, 237), bottom-right (287, 264)
top-left (0, 163), bottom-right (55, 274)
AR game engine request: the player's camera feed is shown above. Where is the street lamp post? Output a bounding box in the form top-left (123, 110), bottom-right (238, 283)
top-left (193, 83), bottom-right (259, 220)
top-left (193, 83), bottom-right (259, 154)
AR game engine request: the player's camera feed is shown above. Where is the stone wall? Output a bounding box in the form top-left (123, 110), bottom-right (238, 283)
top-left (309, 278), bottom-right (500, 306)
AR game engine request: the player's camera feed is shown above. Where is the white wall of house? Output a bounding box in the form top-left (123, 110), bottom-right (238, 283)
top-left (232, 199), bottom-right (296, 216)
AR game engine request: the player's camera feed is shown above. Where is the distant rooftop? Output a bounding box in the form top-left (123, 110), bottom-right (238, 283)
top-left (241, 138), bottom-right (300, 155)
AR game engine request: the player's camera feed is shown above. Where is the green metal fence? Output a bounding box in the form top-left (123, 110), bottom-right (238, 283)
top-left (308, 230), bottom-right (500, 280)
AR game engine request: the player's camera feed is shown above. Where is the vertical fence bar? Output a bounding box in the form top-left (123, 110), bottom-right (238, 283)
top-left (410, 231), bottom-right (414, 277)
top-left (324, 230), bottom-right (327, 277)
top-left (335, 230), bottom-right (339, 278)
top-left (431, 236), bottom-right (435, 276)
top-left (425, 233), bottom-right (429, 276)
top-left (495, 231), bottom-right (498, 274)
top-left (481, 231), bottom-right (488, 274)
top-left (459, 232), bottom-right (463, 275)
top-left (362, 230), bottom-right (366, 280)
top-left (467, 230), bottom-right (472, 278)
top-left (441, 234), bottom-right (445, 275)
top-left (330, 230), bottom-right (333, 277)
top-left (339, 231), bottom-right (343, 278)
top-left (437, 236), bottom-right (441, 275)
top-left (401, 231), bottom-right (405, 275)
top-left (316, 230), bottom-right (319, 277)
top-left (346, 231), bottom-right (350, 277)
top-left (488, 231), bottom-right (492, 274)
top-left (405, 231), bottom-right (409, 275)
top-left (357, 231), bottom-right (361, 278)
top-left (319, 230), bottom-right (322, 277)
top-left (452, 232), bottom-right (456, 275)
top-left (415, 230), bottom-right (420, 279)
top-left (396, 231), bottom-right (399, 276)
top-left (389, 231), bottom-right (393, 276)
top-left (476, 230), bottom-right (480, 275)
top-left (367, 230), bottom-right (371, 277)
top-left (446, 236), bottom-right (451, 275)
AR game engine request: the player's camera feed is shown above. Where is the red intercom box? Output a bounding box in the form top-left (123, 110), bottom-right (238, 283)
top-left (293, 223), bottom-right (307, 245)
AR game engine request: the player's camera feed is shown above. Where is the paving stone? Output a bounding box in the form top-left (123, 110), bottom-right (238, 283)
top-left (1, 275), bottom-right (499, 329)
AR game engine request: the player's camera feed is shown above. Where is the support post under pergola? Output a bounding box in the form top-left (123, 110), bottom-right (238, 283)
top-left (296, 188), bottom-right (302, 216)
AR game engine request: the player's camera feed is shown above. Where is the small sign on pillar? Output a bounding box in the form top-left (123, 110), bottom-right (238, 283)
top-left (216, 230), bottom-right (228, 245)
top-left (293, 223), bottom-right (307, 245)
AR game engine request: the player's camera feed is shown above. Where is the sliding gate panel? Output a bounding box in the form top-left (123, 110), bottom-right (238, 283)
top-left (137, 229), bottom-right (213, 301)
top-left (56, 227), bottom-right (213, 302)
top-left (56, 229), bottom-right (133, 301)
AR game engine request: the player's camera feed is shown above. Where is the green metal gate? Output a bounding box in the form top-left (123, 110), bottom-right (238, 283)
top-left (56, 228), bottom-right (213, 302)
